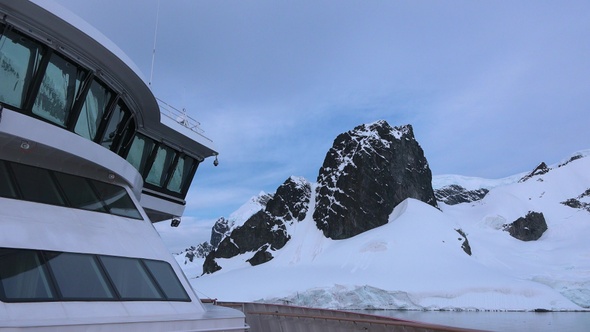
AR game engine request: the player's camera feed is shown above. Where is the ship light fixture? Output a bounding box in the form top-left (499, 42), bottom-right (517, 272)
top-left (171, 218), bottom-right (181, 227)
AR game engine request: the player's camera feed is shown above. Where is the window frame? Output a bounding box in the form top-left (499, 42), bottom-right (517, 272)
top-left (0, 248), bottom-right (191, 303)
top-left (0, 160), bottom-right (143, 220)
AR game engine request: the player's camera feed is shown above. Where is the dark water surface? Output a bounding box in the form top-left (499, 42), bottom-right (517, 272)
top-left (357, 310), bottom-right (590, 332)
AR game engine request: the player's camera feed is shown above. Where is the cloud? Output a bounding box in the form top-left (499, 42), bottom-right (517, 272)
top-left (54, 0), bottom-right (590, 222)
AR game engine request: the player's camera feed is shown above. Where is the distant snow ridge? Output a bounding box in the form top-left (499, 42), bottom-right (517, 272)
top-left (184, 124), bottom-right (590, 311)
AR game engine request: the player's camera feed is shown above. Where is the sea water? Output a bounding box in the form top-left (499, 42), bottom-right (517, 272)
top-left (358, 310), bottom-right (590, 332)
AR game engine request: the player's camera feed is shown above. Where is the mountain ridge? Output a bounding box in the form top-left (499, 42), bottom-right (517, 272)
top-left (176, 120), bottom-right (590, 310)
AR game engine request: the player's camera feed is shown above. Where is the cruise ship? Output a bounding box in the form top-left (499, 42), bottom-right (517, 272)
top-left (0, 0), bottom-right (246, 330)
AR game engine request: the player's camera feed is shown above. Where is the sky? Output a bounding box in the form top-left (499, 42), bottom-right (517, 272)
top-left (51, 0), bottom-right (590, 248)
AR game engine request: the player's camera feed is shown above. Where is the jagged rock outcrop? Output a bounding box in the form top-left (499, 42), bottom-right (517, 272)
top-left (562, 188), bottom-right (590, 213)
top-left (183, 242), bottom-right (213, 264)
top-left (210, 217), bottom-right (230, 248)
top-left (558, 153), bottom-right (584, 168)
top-left (435, 185), bottom-right (489, 205)
top-left (519, 162), bottom-right (550, 183)
top-left (313, 121), bottom-right (437, 239)
top-left (266, 176), bottom-right (311, 222)
top-left (202, 177), bottom-right (311, 274)
top-left (503, 211), bottom-right (548, 241)
top-left (455, 229), bottom-right (472, 256)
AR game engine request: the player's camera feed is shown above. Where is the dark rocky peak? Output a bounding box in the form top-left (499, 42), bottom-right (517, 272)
top-left (519, 162), bottom-right (551, 183)
top-left (313, 121), bottom-right (437, 239)
top-left (182, 242), bottom-right (213, 264)
top-left (435, 184), bottom-right (489, 205)
top-left (255, 192), bottom-right (274, 206)
top-left (265, 176), bottom-right (311, 223)
top-left (210, 217), bottom-right (231, 248)
top-left (503, 211), bottom-right (548, 241)
top-left (202, 176), bottom-right (312, 274)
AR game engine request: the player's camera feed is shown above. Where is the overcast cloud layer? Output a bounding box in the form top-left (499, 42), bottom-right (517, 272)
top-left (55, 1), bottom-right (590, 235)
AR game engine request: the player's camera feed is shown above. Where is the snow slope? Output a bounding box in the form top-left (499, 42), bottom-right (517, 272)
top-left (183, 150), bottom-right (590, 311)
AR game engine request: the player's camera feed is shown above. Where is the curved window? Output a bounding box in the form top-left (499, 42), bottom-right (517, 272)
top-left (92, 180), bottom-right (142, 219)
top-left (53, 172), bottom-right (108, 213)
top-left (0, 28), bottom-right (45, 108)
top-left (74, 79), bottom-right (114, 140)
top-left (146, 145), bottom-right (176, 187)
top-left (167, 155), bottom-right (198, 194)
top-left (126, 133), bottom-right (156, 176)
top-left (0, 160), bottom-right (142, 220)
top-left (0, 248), bottom-right (190, 303)
top-left (32, 52), bottom-right (87, 127)
top-left (100, 100), bottom-right (134, 153)
top-left (10, 163), bottom-right (65, 206)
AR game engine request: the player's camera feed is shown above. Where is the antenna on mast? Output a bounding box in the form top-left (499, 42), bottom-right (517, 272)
top-left (149, 0), bottom-right (161, 88)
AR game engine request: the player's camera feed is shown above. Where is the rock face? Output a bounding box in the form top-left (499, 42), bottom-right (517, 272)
top-left (210, 217), bottom-right (231, 248)
top-left (435, 185), bottom-right (489, 205)
top-left (203, 177), bottom-right (311, 274)
top-left (503, 211), bottom-right (548, 241)
top-left (182, 242), bottom-right (213, 264)
top-left (313, 121), bottom-right (437, 239)
top-left (562, 188), bottom-right (590, 213)
top-left (519, 162), bottom-right (550, 183)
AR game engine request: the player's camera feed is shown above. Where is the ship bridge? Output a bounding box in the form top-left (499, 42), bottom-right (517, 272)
top-left (0, 0), bottom-right (217, 222)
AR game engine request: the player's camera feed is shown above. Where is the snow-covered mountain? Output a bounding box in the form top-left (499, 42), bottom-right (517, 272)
top-left (176, 121), bottom-right (590, 311)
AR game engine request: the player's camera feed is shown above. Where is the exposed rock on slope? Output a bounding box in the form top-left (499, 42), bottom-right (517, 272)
top-left (503, 211), bottom-right (548, 241)
top-left (519, 162), bottom-right (550, 183)
top-left (203, 177), bottom-right (311, 274)
top-left (313, 121), bottom-right (437, 239)
top-left (435, 184), bottom-right (489, 205)
top-left (210, 217), bottom-right (230, 248)
top-left (562, 188), bottom-right (590, 213)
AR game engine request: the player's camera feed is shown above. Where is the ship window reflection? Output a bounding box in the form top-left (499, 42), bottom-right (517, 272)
top-left (0, 161), bottom-right (17, 199)
top-left (45, 252), bottom-right (114, 300)
top-left (32, 52), bottom-right (86, 127)
top-left (0, 29), bottom-right (44, 109)
top-left (10, 163), bottom-right (65, 206)
top-left (0, 248), bottom-right (191, 303)
top-left (126, 134), bottom-right (155, 175)
top-left (74, 79), bottom-right (113, 140)
top-left (0, 249), bottom-right (55, 300)
top-left (92, 180), bottom-right (142, 220)
top-left (146, 145), bottom-right (175, 187)
top-left (100, 256), bottom-right (163, 300)
top-left (143, 260), bottom-right (189, 300)
top-left (53, 172), bottom-right (108, 213)
top-left (167, 155), bottom-right (196, 194)
top-left (100, 101), bottom-right (132, 152)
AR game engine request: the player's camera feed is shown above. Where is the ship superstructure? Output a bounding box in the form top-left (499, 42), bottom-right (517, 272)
top-left (0, 0), bottom-right (245, 330)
